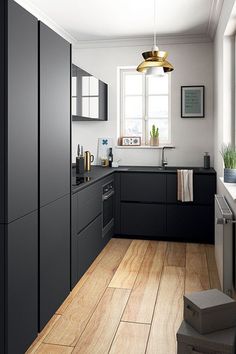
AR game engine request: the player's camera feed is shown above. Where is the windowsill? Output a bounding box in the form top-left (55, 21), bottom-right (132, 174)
top-left (115, 145), bottom-right (174, 149)
top-left (219, 177), bottom-right (236, 201)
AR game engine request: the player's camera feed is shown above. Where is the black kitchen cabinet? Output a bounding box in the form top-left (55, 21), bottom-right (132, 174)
top-left (120, 173), bottom-right (166, 202)
top-left (2, 0), bottom-right (38, 223)
top-left (7, 212), bottom-right (38, 354)
top-left (71, 175), bottom-right (114, 288)
top-left (167, 173), bottom-right (216, 204)
top-left (0, 2), bottom-right (39, 353)
top-left (116, 170), bottom-right (216, 243)
top-left (40, 195), bottom-right (70, 330)
top-left (71, 194), bottom-right (78, 288)
top-left (72, 64), bottom-right (108, 121)
top-left (0, 225), bottom-right (4, 354)
top-left (121, 203), bottom-right (166, 237)
top-left (77, 182), bottom-right (102, 233)
top-left (77, 215), bottom-right (103, 280)
top-left (166, 205), bottom-right (214, 242)
top-left (39, 22), bottom-right (71, 207)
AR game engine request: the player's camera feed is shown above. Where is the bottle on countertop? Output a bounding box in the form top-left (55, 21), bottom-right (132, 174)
top-left (108, 148), bottom-right (113, 167)
top-left (204, 152), bottom-right (210, 169)
top-left (76, 144), bottom-right (85, 174)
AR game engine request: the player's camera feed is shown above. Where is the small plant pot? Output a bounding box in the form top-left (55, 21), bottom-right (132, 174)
top-left (150, 137), bottom-right (159, 146)
top-left (224, 168), bottom-right (236, 183)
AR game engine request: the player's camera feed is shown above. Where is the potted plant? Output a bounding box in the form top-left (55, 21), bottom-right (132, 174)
top-left (150, 124), bottom-right (159, 146)
top-left (221, 144), bottom-right (236, 183)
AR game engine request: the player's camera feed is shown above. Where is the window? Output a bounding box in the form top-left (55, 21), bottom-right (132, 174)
top-left (119, 67), bottom-right (171, 145)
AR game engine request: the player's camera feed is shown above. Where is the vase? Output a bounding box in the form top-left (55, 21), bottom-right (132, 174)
top-left (224, 168), bottom-right (236, 183)
top-left (150, 137), bottom-right (159, 146)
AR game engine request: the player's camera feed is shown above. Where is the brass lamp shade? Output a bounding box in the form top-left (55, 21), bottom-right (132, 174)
top-left (137, 49), bottom-right (174, 73)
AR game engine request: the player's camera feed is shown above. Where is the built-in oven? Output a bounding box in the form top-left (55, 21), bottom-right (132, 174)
top-left (102, 180), bottom-right (115, 237)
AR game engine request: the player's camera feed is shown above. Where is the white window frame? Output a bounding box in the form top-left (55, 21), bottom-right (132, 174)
top-left (118, 66), bottom-right (172, 145)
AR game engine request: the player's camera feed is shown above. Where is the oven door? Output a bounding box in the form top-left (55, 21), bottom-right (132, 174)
top-left (102, 189), bottom-right (115, 237)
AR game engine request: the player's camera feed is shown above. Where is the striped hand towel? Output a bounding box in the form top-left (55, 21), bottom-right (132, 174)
top-left (177, 169), bottom-right (193, 202)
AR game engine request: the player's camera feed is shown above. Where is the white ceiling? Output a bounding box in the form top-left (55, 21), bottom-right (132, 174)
top-left (16, 0), bottom-right (223, 44)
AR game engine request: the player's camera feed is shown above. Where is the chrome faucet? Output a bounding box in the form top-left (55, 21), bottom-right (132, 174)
top-left (161, 146), bottom-right (175, 168)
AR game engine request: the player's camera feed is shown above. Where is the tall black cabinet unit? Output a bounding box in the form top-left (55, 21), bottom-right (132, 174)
top-left (39, 22), bottom-right (71, 330)
top-left (0, 1), bottom-right (38, 353)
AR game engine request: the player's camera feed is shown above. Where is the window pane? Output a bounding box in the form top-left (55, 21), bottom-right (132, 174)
top-left (147, 75), bottom-right (168, 94)
top-left (90, 97), bottom-right (99, 118)
top-left (90, 77), bottom-right (99, 96)
top-left (82, 76), bottom-right (90, 96)
top-left (124, 119), bottom-right (142, 137)
top-left (148, 96), bottom-right (168, 118)
top-left (82, 97), bottom-right (89, 117)
top-left (72, 97), bottom-right (77, 115)
top-left (72, 77), bottom-right (77, 96)
top-left (125, 74), bottom-right (143, 95)
top-left (125, 96), bottom-right (143, 118)
top-left (148, 119), bottom-right (169, 142)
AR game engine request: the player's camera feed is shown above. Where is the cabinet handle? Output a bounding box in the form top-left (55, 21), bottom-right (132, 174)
top-left (102, 190), bottom-right (114, 201)
top-left (188, 346), bottom-right (204, 354)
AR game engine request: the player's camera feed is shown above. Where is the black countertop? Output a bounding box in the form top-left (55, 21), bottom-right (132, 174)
top-left (72, 165), bottom-right (216, 194)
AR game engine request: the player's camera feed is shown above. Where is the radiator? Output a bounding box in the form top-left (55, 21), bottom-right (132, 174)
top-left (215, 195), bottom-right (233, 296)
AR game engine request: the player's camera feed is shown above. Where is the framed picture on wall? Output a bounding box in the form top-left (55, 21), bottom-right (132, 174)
top-left (181, 86), bottom-right (205, 118)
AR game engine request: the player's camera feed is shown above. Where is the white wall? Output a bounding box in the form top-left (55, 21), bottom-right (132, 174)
top-left (72, 40), bottom-right (214, 166)
top-left (214, 0), bottom-right (236, 210)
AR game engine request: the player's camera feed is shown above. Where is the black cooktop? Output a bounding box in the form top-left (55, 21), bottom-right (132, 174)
top-left (72, 176), bottom-right (92, 186)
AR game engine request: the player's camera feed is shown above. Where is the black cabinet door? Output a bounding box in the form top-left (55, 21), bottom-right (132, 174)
top-left (167, 173), bottom-right (216, 205)
top-left (39, 22), bottom-right (71, 207)
top-left (77, 183), bottom-right (102, 233)
top-left (121, 202), bottom-right (166, 237)
top-left (77, 215), bottom-right (103, 281)
top-left (99, 81), bottom-right (108, 121)
top-left (40, 195), bottom-right (70, 330)
top-left (120, 173), bottom-right (166, 203)
top-left (71, 194), bottom-right (78, 289)
top-left (166, 205), bottom-right (214, 243)
top-left (7, 211), bottom-right (38, 354)
top-left (0, 0), bottom-right (5, 224)
top-left (0, 225), bottom-right (4, 354)
top-left (7, 0), bottom-right (38, 222)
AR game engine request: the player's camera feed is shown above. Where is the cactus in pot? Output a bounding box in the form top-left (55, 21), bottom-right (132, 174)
top-left (150, 124), bottom-right (159, 146)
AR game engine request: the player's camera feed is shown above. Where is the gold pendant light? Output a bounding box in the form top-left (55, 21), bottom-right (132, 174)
top-left (136, 0), bottom-right (174, 74)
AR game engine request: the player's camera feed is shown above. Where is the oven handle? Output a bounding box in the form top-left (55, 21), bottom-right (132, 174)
top-left (102, 190), bottom-right (115, 201)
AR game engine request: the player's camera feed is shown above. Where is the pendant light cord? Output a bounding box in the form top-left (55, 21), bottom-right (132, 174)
top-left (153, 0), bottom-right (157, 48)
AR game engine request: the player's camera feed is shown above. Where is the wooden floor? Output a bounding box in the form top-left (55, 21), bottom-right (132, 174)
top-left (26, 239), bottom-right (220, 354)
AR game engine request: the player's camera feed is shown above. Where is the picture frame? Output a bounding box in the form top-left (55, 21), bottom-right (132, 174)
top-left (181, 85), bottom-right (205, 118)
top-left (121, 136), bottom-right (141, 146)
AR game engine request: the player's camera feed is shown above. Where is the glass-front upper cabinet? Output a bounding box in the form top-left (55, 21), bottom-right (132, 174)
top-left (72, 64), bottom-right (108, 121)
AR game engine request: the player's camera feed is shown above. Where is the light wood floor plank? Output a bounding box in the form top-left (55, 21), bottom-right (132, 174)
top-left (146, 266), bottom-right (185, 354)
top-left (164, 242), bottom-right (186, 267)
top-left (122, 241), bottom-right (167, 323)
top-left (205, 244), bottom-right (221, 290)
top-left (56, 239), bottom-right (131, 315)
top-left (26, 315), bottom-right (61, 354)
top-left (44, 239), bottom-right (131, 347)
top-left (109, 240), bottom-right (149, 289)
top-left (109, 322), bottom-right (150, 354)
top-left (34, 344), bottom-right (73, 353)
top-left (73, 288), bottom-right (130, 354)
top-left (185, 244), bottom-right (210, 294)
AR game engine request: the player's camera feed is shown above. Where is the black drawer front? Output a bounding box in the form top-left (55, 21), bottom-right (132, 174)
top-left (77, 215), bottom-right (103, 280)
top-left (120, 173), bottom-right (166, 203)
top-left (167, 174), bottom-right (216, 205)
top-left (166, 205), bottom-right (214, 243)
top-left (121, 202), bottom-right (166, 237)
top-left (77, 183), bottom-right (102, 233)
